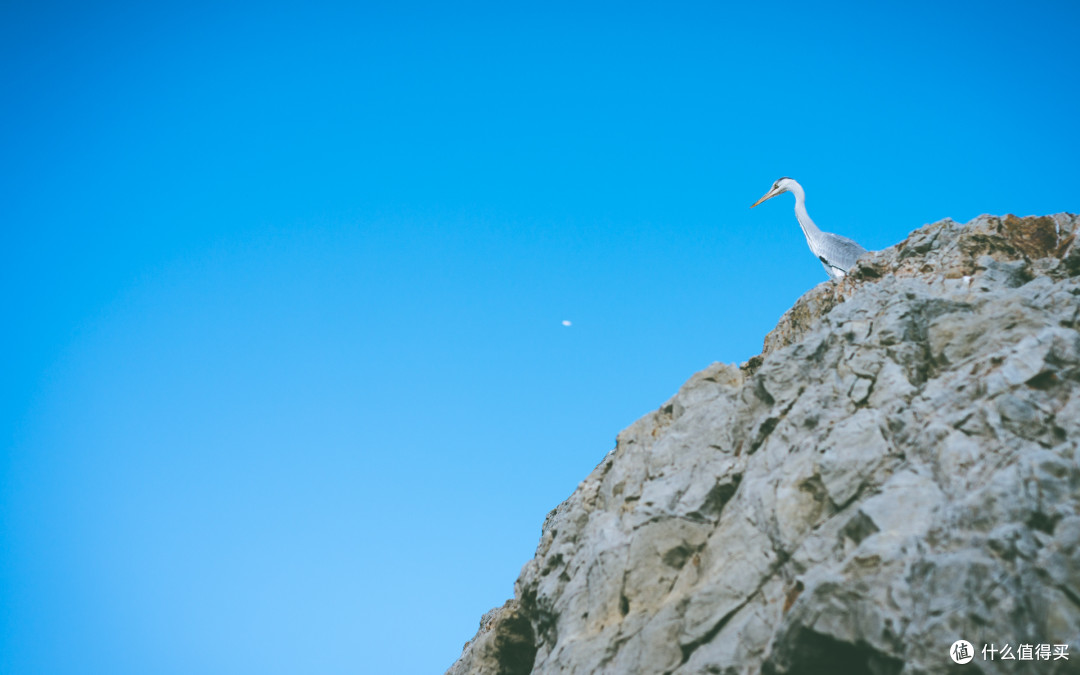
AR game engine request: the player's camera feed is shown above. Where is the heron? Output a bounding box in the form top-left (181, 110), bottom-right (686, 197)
top-left (751, 177), bottom-right (867, 280)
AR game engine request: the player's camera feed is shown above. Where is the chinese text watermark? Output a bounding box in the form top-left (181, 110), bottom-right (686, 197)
top-left (950, 640), bottom-right (1069, 664)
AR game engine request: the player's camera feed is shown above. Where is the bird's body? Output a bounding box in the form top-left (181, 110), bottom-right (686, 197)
top-left (751, 177), bottom-right (867, 280)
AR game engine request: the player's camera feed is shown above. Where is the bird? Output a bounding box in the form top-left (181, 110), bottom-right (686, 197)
top-left (751, 177), bottom-right (868, 280)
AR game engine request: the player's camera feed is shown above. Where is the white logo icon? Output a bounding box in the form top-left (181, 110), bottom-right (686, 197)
top-left (951, 640), bottom-right (975, 664)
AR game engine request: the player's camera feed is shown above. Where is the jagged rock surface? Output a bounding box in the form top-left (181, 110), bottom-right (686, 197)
top-left (448, 214), bottom-right (1080, 675)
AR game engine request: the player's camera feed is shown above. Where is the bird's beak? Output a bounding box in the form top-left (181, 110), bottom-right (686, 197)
top-left (751, 188), bottom-right (781, 208)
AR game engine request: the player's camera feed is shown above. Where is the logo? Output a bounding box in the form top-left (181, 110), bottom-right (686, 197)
top-left (951, 640), bottom-right (975, 664)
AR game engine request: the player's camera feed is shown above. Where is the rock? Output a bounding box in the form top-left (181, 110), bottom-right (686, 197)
top-left (447, 600), bottom-right (536, 675)
top-left (448, 214), bottom-right (1080, 675)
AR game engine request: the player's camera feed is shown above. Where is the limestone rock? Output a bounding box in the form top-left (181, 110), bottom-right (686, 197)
top-left (448, 214), bottom-right (1080, 675)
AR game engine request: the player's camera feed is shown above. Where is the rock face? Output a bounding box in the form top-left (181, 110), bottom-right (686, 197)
top-left (448, 214), bottom-right (1080, 675)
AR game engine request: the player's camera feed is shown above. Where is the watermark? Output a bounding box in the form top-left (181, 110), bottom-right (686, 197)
top-left (950, 640), bottom-right (1069, 664)
top-left (950, 640), bottom-right (975, 664)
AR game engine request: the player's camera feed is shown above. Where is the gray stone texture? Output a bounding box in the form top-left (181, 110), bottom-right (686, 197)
top-left (448, 214), bottom-right (1080, 675)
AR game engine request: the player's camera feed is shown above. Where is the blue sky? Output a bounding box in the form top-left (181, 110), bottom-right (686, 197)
top-left (2, 1), bottom-right (1077, 673)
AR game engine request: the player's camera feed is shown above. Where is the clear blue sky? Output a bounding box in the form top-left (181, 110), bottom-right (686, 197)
top-left (2, 1), bottom-right (1077, 673)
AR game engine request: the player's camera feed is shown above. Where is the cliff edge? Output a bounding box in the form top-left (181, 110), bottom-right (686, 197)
top-left (448, 214), bottom-right (1080, 675)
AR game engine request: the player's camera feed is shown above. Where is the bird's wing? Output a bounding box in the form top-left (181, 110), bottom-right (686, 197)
top-left (817, 232), bottom-right (868, 273)
top-left (818, 255), bottom-right (849, 278)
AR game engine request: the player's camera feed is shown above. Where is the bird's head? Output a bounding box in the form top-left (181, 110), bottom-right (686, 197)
top-left (751, 177), bottom-right (797, 208)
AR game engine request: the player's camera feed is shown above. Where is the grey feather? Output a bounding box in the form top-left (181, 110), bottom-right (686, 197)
top-left (811, 231), bottom-right (868, 280)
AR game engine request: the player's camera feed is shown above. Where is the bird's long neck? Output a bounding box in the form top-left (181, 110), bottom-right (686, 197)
top-left (789, 183), bottom-right (823, 249)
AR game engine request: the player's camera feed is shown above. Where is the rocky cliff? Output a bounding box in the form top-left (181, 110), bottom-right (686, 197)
top-left (447, 214), bottom-right (1080, 675)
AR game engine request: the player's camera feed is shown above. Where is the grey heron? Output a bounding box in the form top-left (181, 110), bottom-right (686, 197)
top-left (751, 177), bottom-right (867, 280)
